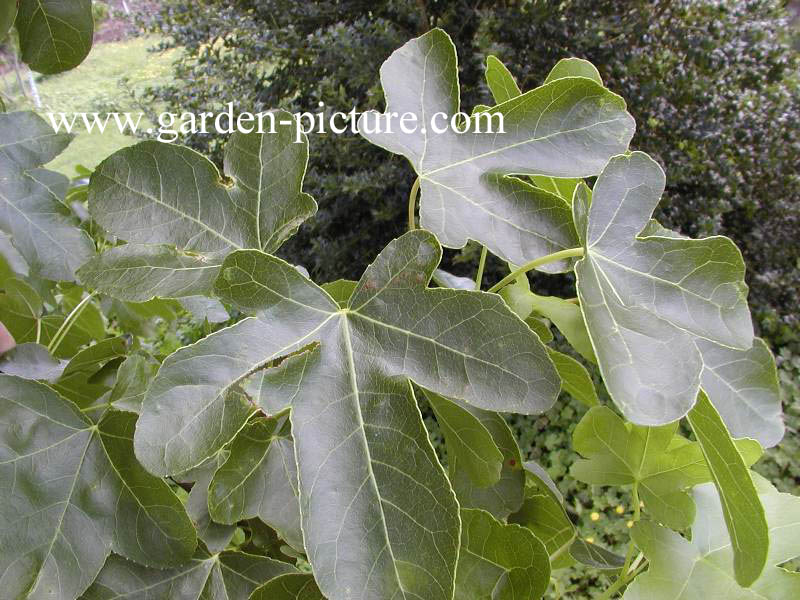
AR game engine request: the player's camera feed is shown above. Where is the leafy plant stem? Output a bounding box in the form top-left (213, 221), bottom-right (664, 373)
top-left (487, 247), bottom-right (585, 293)
top-left (35, 318), bottom-right (41, 344)
top-left (474, 246), bottom-right (488, 290)
top-left (48, 291), bottom-right (96, 354)
top-left (408, 177), bottom-right (420, 231)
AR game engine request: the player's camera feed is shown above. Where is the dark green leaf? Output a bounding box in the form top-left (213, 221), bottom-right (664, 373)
top-left (547, 348), bottom-right (598, 407)
top-left (425, 389), bottom-right (504, 488)
top-left (136, 230), bottom-right (557, 600)
top-left (52, 337), bottom-right (130, 408)
top-left (15, 0), bottom-right (94, 74)
top-left (250, 573), bottom-right (324, 600)
top-left (510, 464), bottom-right (576, 568)
top-left (186, 458), bottom-right (237, 554)
top-left (456, 508), bottom-right (551, 600)
top-left (570, 539), bottom-right (626, 570)
top-left (208, 417), bottom-right (304, 551)
top-left (108, 351), bottom-right (160, 413)
top-left (0, 1), bottom-right (16, 40)
top-left (82, 548), bottom-right (296, 600)
top-left (687, 392), bottom-right (768, 586)
top-left (0, 377), bottom-right (196, 598)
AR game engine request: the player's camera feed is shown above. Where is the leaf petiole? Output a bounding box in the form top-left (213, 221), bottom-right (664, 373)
top-left (408, 177), bottom-right (421, 231)
top-left (487, 247), bottom-right (584, 294)
top-left (474, 246), bottom-right (488, 290)
top-left (48, 291), bottom-right (97, 355)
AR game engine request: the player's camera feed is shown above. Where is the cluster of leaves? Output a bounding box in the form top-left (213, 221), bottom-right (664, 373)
top-left (1, 16), bottom-right (798, 600)
top-left (138, 0), bottom-right (799, 358)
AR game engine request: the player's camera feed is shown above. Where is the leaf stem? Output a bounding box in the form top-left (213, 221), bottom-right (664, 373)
top-left (487, 247), bottom-right (584, 294)
top-left (35, 318), bottom-right (42, 344)
top-left (408, 177), bottom-right (421, 231)
top-left (474, 246), bottom-right (488, 290)
top-left (48, 291), bottom-right (96, 355)
top-left (595, 571), bottom-right (629, 600)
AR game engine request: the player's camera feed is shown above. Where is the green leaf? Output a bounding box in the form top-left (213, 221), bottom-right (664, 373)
top-left (179, 295), bottom-right (230, 324)
top-left (547, 348), bottom-right (598, 407)
top-left (0, 231), bottom-right (29, 278)
top-left (425, 389), bottom-right (504, 488)
top-left (510, 464), bottom-right (576, 568)
top-left (624, 477), bottom-right (800, 599)
top-left (495, 56), bottom-right (595, 202)
top-left (15, 0), bottom-right (93, 74)
top-left (52, 336), bottom-right (131, 408)
top-left (0, 342), bottom-right (64, 380)
top-left (571, 406), bottom-right (762, 531)
top-left (359, 29), bottom-right (634, 269)
top-left (85, 113), bottom-right (315, 300)
top-left (249, 347), bottom-right (317, 414)
top-left (569, 539), bottom-right (626, 570)
top-left (108, 351), bottom-right (160, 413)
top-left (321, 279), bottom-right (358, 306)
top-left (250, 573), bottom-right (324, 600)
top-left (485, 55), bottom-right (522, 103)
top-left (136, 230), bottom-right (558, 600)
top-left (78, 244), bottom-right (223, 302)
top-left (499, 276), bottom-right (551, 339)
top-left (0, 376), bottom-right (196, 598)
top-left (544, 58), bottom-right (603, 85)
top-left (208, 416), bottom-right (304, 551)
top-left (107, 297), bottom-right (180, 338)
top-left (456, 508), bottom-right (551, 600)
top-left (441, 395), bottom-right (526, 519)
top-left (186, 457), bottom-right (237, 554)
top-left (500, 277), bottom-right (595, 363)
top-left (574, 152), bottom-right (776, 439)
top-left (696, 337), bottom-right (784, 447)
top-left (82, 548), bottom-right (297, 600)
top-left (0, 112), bottom-right (94, 281)
top-left (687, 391), bottom-right (768, 586)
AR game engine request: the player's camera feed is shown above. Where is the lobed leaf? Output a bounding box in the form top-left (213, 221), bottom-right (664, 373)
top-left (571, 406), bottom-right (762, 531)
top-left (135, 230), bottom-right (559, 600)
top-left (0, 112), bottom-right (94, 281)
top-left (208, 416), bottom-right (304, 551)
top-left (574, 152), bottom-right (782, 446)
top-left (624, 477), bottom-right (800, 599)
top-left (82, 548), bottom-right (296, 600)
top-left (82, 112), bottom-right (315, 300)
top-left (0, 376), bottom-right (196, 599)
top-left (456, 508), bottom-right (550, 600)
top-left (359, 29), bottom-right (634, 269)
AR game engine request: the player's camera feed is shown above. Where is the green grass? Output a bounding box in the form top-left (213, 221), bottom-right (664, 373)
top-left (2, 36), bottom-right (178, 176)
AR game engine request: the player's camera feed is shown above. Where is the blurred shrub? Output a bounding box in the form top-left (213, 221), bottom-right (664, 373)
top-left (139, 0), bottom-right (798, 353)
